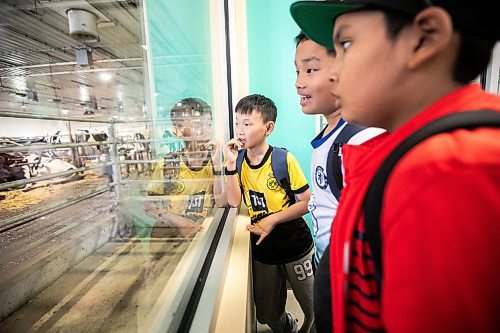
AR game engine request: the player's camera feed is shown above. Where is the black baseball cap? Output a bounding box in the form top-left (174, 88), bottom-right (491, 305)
top-left (290, 0), bottom-right (500, 50)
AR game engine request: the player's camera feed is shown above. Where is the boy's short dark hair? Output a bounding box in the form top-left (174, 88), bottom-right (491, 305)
top-left (452, 32), bottom-right (496, 84)
top-left (235, 94), bottom-right (277, 123)
top-left (294, 31), bottom-right (309, 47)
top-left (295, 31), bottom-right (335, 55)
top-left (291, 1), bottom-right (499, 84)
top-left (170, 98), bottom-right (212, 123)
top-left (381, 9), bottom-right (496, 84)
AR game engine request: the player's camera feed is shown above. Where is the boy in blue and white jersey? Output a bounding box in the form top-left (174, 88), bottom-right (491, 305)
top-left (294, 32), bottom-right (383, 332)
top-left (295, 32), bottom-right (383, 266)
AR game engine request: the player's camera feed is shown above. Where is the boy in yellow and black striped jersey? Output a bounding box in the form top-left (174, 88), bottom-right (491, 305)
top-left (145, 98), bottom-right (225, 237)
top-left (224, 94), bottom-right (314, 333)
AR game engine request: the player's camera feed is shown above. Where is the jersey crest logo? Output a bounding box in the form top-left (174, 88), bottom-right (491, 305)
top-left (249, 189), bottom-right (268, 212)
top-left (267, 176), bottom-right (279, 190)
top-left (315, 165), bottom-right (328, 189)
top-left (186, 191), bottom-right (205, 213)
top-left (174, 180), bottom-right (185, 193)
top-left (165, 179), bottom-right (185, 194)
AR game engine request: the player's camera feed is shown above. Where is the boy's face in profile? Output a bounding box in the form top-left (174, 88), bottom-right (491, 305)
top-left (235, 109), bottom-right (272, 149)
top-left (332, 10), bottom-right (410, 129)
top-left (295, 39), bottom-right (340, 116)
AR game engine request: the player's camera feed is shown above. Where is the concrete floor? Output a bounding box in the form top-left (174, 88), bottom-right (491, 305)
top-left (0, 235), bottom-right (190, 333)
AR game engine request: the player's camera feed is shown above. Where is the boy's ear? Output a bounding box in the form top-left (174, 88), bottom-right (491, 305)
top-left (407, 7), bottom-right (455, 70)
top-left (265, 121), bottom-right (275, 136)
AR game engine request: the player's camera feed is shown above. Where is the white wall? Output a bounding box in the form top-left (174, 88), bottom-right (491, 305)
top-left (0, 118), bottom-right (108, 138)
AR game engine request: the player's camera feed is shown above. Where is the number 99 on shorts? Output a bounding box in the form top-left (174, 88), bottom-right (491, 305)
top-left (293, 259), bottom-right (313, 281)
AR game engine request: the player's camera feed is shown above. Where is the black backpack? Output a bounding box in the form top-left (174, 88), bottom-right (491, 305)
top-left (326, 123), bottom-right (365, 200)
top-left (363, 110), bottom-right (500, 291)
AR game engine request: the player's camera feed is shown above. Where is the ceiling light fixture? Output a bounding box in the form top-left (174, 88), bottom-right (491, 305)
top-left (99, 72), bottom-right (112, 81)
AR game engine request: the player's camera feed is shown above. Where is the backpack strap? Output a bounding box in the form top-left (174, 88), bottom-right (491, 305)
top-left (236, 148), bottom-right (246, 175)
top-left (270, 146), bottom-right (296, 205)
top-left (326, 123), bottom-right (365, 200)
top-left (236, 147), bottom-right (295, 205)
top-left (363, 110), bottom-right (500, 292)
top-left (236, 149), bottom-right (247, 205)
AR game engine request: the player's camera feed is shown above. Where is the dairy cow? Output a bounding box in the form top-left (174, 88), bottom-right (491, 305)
top-left (22, 154), bottom-right (82, 189)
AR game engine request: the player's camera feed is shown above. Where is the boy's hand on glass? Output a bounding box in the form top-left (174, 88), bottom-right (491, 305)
top-left (246, 216), bottom-right (277, 245)
top-left (156, 213), bottom-right (204, 237)
top-left (224, 138), bottom-right (243, 166)
top-left (144, 200), bottom-right (162, 218)
top-left (205, 140), bottom-right (221, 164)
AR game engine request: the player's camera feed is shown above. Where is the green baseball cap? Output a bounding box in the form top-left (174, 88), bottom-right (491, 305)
top-left (291, 1), bottom-right (363, 49)
top-left (290, 0), bottom-right (500, 50)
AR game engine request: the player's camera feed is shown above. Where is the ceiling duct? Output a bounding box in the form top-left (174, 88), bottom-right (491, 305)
top-left (67, 9), bottom-right (99, 42)
top-left (26, 77), bottom-right (38, 101)
top-left (27, 91), bottom-right (38, 102)
top-left (75, 47), bottom-right (93, 67)
top-left (86, 95), bottom-right (98, 110)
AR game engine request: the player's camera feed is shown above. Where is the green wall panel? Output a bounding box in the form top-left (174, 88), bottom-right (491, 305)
top-left (144, 0), bottom-right (216, 156)
top-left (246, 0), bottom-right (315, 186)
top-left (145, 1), bottom-right (214, 124)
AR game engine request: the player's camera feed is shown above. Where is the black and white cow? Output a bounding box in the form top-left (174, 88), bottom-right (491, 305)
top-left (117, 132), bottom-right (151, 175)
top-left (74, 130), bottom-right (109, 154)
top-left (46, 129), bottom-right (109, 165)
top-left (0, 153), bottom-right (82, 190)
top-left (0, 153), bottom-right (26, 186)
top-left (25, 153), bottom-right (81, 182)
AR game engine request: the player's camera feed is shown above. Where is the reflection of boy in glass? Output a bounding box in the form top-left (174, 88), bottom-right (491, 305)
top-left (146, 98), bottom-right (225, 234)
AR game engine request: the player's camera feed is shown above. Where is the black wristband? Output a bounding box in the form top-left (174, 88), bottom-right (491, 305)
top-left (224, 166), bottom-right (237, 175)
top-left (213, 170), bottom-right (222, 176)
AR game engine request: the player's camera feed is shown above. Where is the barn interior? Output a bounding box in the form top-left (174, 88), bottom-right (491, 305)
top-left (0, 1), bottom-right (239, 332)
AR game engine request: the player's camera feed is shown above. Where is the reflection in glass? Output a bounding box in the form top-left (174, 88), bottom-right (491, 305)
top-left (125, 98), bottom-right (223, 238)
top-left (0, 0), bottom-right (226, 332)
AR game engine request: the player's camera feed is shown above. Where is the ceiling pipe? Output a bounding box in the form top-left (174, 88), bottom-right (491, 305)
top-left (0, 58), bottom-right (142, 71)
top-left (0, 66), bottom-right (142, 79)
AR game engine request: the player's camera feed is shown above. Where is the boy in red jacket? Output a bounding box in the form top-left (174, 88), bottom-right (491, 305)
top-left (291, 1), bottom-right (500, 332)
